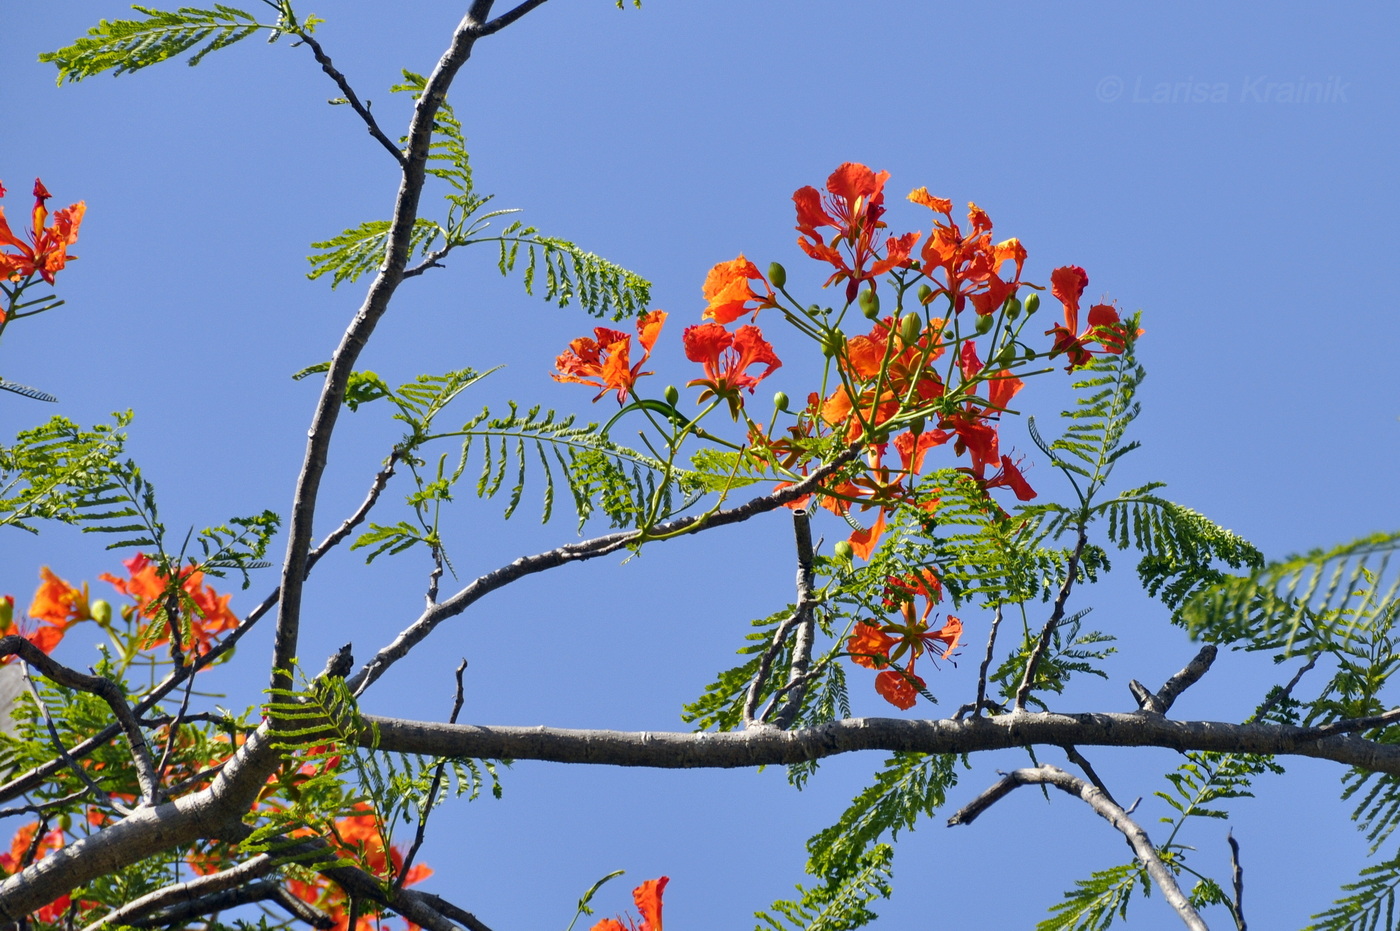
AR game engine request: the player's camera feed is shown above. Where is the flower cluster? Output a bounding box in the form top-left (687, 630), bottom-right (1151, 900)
top-left (99, 553), bottom-right (239, 654)
top-left (550, 162), bottom-right (1140, 709)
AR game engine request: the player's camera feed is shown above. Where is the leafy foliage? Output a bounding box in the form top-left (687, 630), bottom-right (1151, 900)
top-left (1308, 851), bottom-right (1400, 931)
top-left (755, 845), bottom-right (894, 931)
top-left (307, 218), bottom-right (445, 289)
top-left (494, 219), bottom-right (652, 321)
top-left (681, 607), bottom-right (791, 732)
top-left (1181, 532), bottom-right (1400, 651)
top-left (39, 3), bottom-right (313, 83)
top-left (991, 616), bottom-right (1116, 710)
top-left (807, 753), bottom-right (958, 881)
top-left (1038, 861), bottom-right (1147, 931)
top-left (0, 413), bottom-right (133, 533)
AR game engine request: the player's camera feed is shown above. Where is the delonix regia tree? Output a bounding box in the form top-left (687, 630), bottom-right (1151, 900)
top-left (1, 4), bottom-right (1398, 930)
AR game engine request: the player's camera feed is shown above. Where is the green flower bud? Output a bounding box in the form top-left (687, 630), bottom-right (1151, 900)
top-left (975, 313), bottom-right (995, 334)
top-left (91, 599), bottom-right (113, 626)
top-left (663, 385), bottom-right (679, 407)
top-left (1004, 296), bottom-right (1022, 320)
top-left (1024, 293), bottom-right (1041, 315)
top-left (822, 330), bottom-right (845, 357)
top-left (773, 391), bottom-right (790, 412)
top-left (834, 540), bottom-right (854, 561)
top-left (1023, 345), bottom-right (1037, 361)
top-left (899, 313), bottom-right (922, 345)
top-left (995, 344), bottom-right (1018, 366)
top-left (859, 288), bottom-right (880, 319)
top-left (910, 415), bottom-right (926, 436)
top-left (0, 596), bottom-right (11, 627)
top-left (917, 283), bottom-right (934, 305)
top-left (767, 262), bottom-right (787, 289)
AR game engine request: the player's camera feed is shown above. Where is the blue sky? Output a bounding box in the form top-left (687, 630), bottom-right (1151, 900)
top-left (4, 2), bottom-right (1400, 928)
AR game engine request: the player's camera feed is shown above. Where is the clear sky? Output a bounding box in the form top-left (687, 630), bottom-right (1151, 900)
top-left (4, 2), bottom-right (1400, 928)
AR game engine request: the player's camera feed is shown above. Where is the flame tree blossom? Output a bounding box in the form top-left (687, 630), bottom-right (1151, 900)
top-left (701, 255), bottom-right (777, 324)
top-left (845, 570), bottom-right (962, 709)
top-left (794, 163), bottom-right (920, 302)
top-left (1044, 265), bottom-right (1137, 369)
top-left (908, 188), bottom-right (1025, 317)
top-left (100, 553), bottom-right (239, 655)
top-left (0, 179), bottom-right (85, 286)
top-left (683, 322), bottom-right (781, 419)
top-left (553, 310), bottom-right (668, 403)
top-left (592, 877), bottom-right (667, 931)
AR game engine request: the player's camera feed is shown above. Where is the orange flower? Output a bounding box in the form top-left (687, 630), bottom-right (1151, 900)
top-left (0, 179), bottom-right (85, 284)
top-left (0, 822), bottom-right (70, 922)
top-left (847, 621), bottom-right (897, 669)
top-left (1044, 265), bottom-right (1137, 369)
top-left (794, 163), bottom-right (919, 301)
top-left (846, 571), bottom-right (961, 709)
top-left (909, 194), bottom-right (1024, 317)
top-left (593, 877), bottom-right (667, 931)
top-left (683, 322), bottom-right (781, 419)
top-left (702, 255), bottom-right (775, 324)
top-left (100, 554), bottom-right (239, 654)
top-left (285, 804), bottom-right (432, 931)
top-left (874, 668), bottom-right (924, 710)
top-left (553, 311), bottom-right (668, 404)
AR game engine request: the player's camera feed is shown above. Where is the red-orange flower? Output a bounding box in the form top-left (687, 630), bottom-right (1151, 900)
top-left (593, 877), bottom-right (667, 931)
top-left (285, 804), bottom-right (432, 931)
top-left (795, 163), bottom-right (919, 301)
top-left (553, 310), bottom-right (668, 404)
top-left (683, 322), bottom-right (781, 418)
top-left (1044, 265), bottom-right (1135, 369)
top-left (846, 570), bottom-right (961, 709)
top-left (0, 179), bottom-right (85, 285)
top-left (702, 255), bottom-right (775, 324)
top-left (100, 554), bottom-right (239, 654)
top-left (0, 822), bottom-right (70, 922)
top-left (909, 192), bottom-right (1024, 317)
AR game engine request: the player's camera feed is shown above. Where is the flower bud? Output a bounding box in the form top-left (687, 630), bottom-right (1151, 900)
top-left (663, 385), bottom-right (679, 406)
top-left (773, 391), bottom-right (790, 412)
top-left (0, 595), bottom-right (11, 628)
top-left (1023, 345), bottom-right (1037, 361)
top-left (859, 288), bottom-right (880, 319)
top-left (767, 262), bottom-right (787, 289)
top-left (995, 344), bottom-right (1018, 366)
top-left (1004, 296), bottom-right (1022, 320)
top-left (899, 313), bottom-right (922, 346)
top-left (917, 283), bottom-right (934, 305)
top-left (910, 415), bottom-right (926, 436)
top-left (822, 330), bottom-right (845, 358)
top-left (1024, 293), bottom-right (1041, 315)
top-left (834, 540), bottom-right (854, 561)
top-left (91, 599), bottom-right (113, 626)
top-left (975, 313), bottom-right (995, 334)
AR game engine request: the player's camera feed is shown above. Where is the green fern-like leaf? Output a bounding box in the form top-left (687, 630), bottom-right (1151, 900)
top-left (307, 217), bottom-right (445, 289)
top-left (0, 413), bottom-right (134, 533)
top-left (1038, 861), bottom-right (1148, 931)
top-left (755, 845), bottom-right (894, 931)
top-left (807, 753), bottom-right (958, 882)
top-left (1308, 851), bottom-right (1400, 931)
top-left (40, 5), bottom-right (296, 83)
top-left (1180, 531), bottom-right (1400, 651)
top-left (495, 220), bottom-right (651, 321)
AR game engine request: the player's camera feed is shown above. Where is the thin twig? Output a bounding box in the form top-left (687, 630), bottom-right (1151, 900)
top-left (947, 764), bottom-right (1207, 930)
top-left (18, 662), bottom-right (124, 814)
top-left (0, 791), bottom-right (88, 820)
top-left (294, 31), bottom-right (406, 167)
top-left (396, 660), bottom-right (467, 892)
top-left (973, 602), bottom-right (1004, 718)
top-left (475, 0), bottom-right (553, 36)
top-left (1061, 745), bottom-right (1116, 806)
top-left (953, 699), bottom-right (1008, 720)
top-left (348, 447), bottom-right (860, 696)
top-left (1300, 707), bottom-right (1400, 739)
top-left (1014, 527), bottom-right (1088, 711)
top-left (1254, 653), bottom-right (1318, 721)
top-left (1227, 829), bottom-right (1246, 930)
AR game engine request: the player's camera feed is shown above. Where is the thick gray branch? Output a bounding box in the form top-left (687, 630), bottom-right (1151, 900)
top-left (947, 764), bottom-right (1207, 930)
top-left (360, 711), bottom-right (1400, 776)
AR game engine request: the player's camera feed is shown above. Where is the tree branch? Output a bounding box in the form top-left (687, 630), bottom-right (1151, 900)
top-left (1131, 643), bottom-right (1217, 714)
top-left (347, 448), bottom-right (859, 696)
top-left (80, 854), bottom-right (277, 931)
top-left (360, 710), bottom-right (1400, 776)
top-left (947, 764), bottom-right (1207, 930)
top-left (765, 509), bottom-right (818, 728)
top-left (1014, 526), bottom-right (1088, 711)
top-left (4, 639), bottom-right (161, 807)
top-left (294, 31), bottom-right (407, 168)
